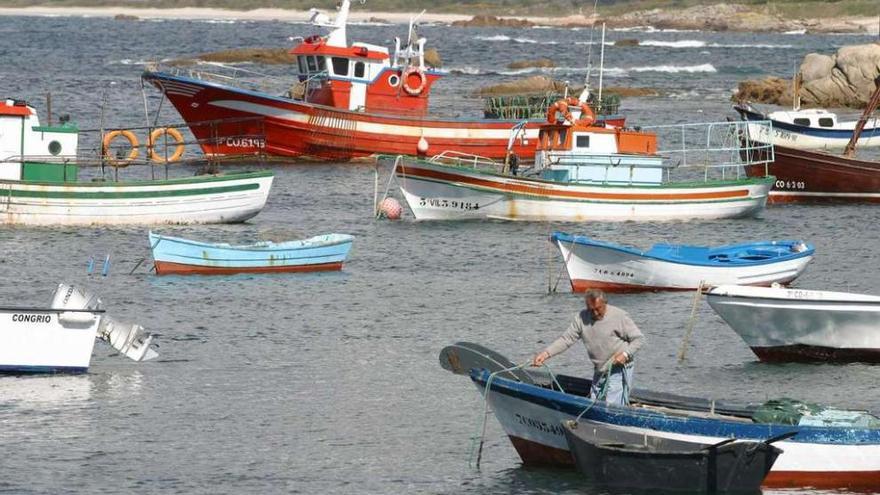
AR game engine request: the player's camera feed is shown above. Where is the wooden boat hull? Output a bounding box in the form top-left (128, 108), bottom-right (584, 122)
top-left (142, 71), bottom-right (544, 161)
top-left (0, 308), bottom-right (101, 374)
top-left (150, 232), bottom-right (353, 275)
top-left (744, 144), bottom-right (880, 203)
top-left (469, 369), bottom-right (880, 489)
top-left (707, 285), bottom-right (880, 363)
top-left (562, 420), bottom-right (781, 492)
top-left (552, 234), bottom-right (814, 292)
top-left (0, 171), bottom-right (273, 226)
top-left (394, 158), bottom-right (773, 221)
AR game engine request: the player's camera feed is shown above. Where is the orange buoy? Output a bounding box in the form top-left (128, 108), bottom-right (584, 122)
top-left (148, 127), bottom-right (186, 163)
top-left (102, 130), bottom-right (139, 168)
top-left (380, 198), bottom-right (403, 220)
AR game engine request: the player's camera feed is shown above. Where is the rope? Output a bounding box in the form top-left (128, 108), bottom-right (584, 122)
top-left (677, 281), bottom-right (705, 363)
top-left (574, 360), bottom-right (612, 423)
top-left (469, 362), bottom-right (530, 468)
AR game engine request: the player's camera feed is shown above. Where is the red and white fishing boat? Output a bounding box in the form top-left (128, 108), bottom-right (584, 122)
top-left (142, 1), bottom-right (622, 162)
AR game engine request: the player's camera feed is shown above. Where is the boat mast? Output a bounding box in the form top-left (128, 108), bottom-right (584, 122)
top-left (578, 0), bottom-right (601, 103)
top-left (843, 75), bottom-right (880, 158)
top-left (598, 22), bottom-right (606, 104)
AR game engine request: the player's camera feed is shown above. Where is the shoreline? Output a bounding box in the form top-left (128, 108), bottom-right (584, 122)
top-left (0, 6), bottom-right (876, 34)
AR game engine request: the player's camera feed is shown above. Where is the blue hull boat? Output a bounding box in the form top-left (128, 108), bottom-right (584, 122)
top-left (149, 231), bottom-right (354, 275)
top-left (551, 232), bottom-right (814, 292)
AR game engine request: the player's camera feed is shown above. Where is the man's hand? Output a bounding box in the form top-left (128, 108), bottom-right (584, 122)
top-left (532, 350), bottom-right (550, 367)
top-left (612, 351), bottom-right (629, 365)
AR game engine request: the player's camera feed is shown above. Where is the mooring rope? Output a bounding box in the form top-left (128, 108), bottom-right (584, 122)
top-left (469, 362), bottom-right (530, 468)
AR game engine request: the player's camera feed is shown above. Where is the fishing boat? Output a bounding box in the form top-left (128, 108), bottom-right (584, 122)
top-left (706, 285), bottom-right (880, 363)
top-left (382, 117), bottom-right (775, 221)
top-left (149, 231), bottom-right (354, 275)
top-left (562, 419), bottom-right (786, 492)
top-left (0, 98), bottom-right (274, 226)
top-left (551, 232), bottom-right (814, 292)
top-left (740, 77), bottom-right (880, 203)
top-left (0, 283), bottom-right (158, 373)
top-left (440, 342), bottom-right (880, 489)
top-left (140, 0), bottom-right (622, 162)
top-left (735, 103), bottom-right (880, 150)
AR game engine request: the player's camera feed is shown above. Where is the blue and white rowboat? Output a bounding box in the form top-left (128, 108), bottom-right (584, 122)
top-left (149, 232), bottom-right (354, 275)
top-left (736, 103), bottom-right (880, 150)
top-left (551, 232), bottom-right (814, 292)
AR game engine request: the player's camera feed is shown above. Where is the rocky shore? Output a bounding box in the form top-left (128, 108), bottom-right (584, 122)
top-left (735, 43), bottom-right (880, 108)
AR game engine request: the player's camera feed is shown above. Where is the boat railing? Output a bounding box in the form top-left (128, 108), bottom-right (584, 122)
top-left (428, 150), bottom-right (501, 171)
top-left (147, 62), bottom-right (308, 100)
top-left (639, 120), bottom-right (774, 181)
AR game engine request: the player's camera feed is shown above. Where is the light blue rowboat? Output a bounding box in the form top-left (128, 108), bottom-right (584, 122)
top-left (149, 231), bottom-right (353, 275)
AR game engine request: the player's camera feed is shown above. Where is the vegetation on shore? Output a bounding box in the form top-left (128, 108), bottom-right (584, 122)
top-left (0, 0), bottom-right (877, 18)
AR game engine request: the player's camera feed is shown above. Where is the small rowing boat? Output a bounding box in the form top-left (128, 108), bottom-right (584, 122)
top-left (551, 232), bottom-right (814, 292)
top-left (562, 419), bottom-right (787, 493)
top-left (149, 231), bottom-right (354, 275)
top-left (706, 285), bottom-right (880, 363)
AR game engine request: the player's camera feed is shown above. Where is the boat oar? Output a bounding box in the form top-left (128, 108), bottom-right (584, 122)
top-left (677, 281), bottom-right (705, 363)
top-left (438, 342), bottom-right (538, 384)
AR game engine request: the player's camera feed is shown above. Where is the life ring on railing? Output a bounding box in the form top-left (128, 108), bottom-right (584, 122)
top-left (575, 103), bottom-right (596, 127)
top-left (546, 99), bottom-right (573, 124)
top-left (402, 67), bottom-right (427, 96)
top-left (102, 130), bottom-right (139, 168)
top-left (148, 127), bottom-right (186, 163)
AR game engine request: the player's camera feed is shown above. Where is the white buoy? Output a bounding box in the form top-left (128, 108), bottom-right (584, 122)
top-left (417, 136), bottom-right (429, 154)
top-left (380, 197), bottom-right (403, 220)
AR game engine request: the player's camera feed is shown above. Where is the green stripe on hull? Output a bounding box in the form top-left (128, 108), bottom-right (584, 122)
top-left (4, 170), bottom-right (273, 188)
top-left (402, 175), bottom-right (769, 205)
top-left (5, 182), bottom-right (262, 200)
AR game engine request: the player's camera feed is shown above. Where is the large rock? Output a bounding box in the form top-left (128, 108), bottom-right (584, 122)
top-left (507, 59), bottom-right (555, 70)
top-left (451, 15), bottom-right (533, 28)
top-left (424, 48), bottom-right (442, 68)
top-left (735, 43), bottom-right (880, 108)
top-left (476, 76), bottom-right (567, 96)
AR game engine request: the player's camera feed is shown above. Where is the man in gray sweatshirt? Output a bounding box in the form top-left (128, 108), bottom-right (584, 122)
top-left (532, 289), bottom-right (644, 406)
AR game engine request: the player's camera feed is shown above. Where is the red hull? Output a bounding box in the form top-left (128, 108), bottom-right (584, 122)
top-left (746, 144), bottom-right (880, 203)
top-left (509, 434), bottom-right (880, 489)
top-left (752, 344), bottom-right (880, 363)
top-left (143, 71), bottom-right (541, 161)
top-left (154, 260), bottom-right (343, 275)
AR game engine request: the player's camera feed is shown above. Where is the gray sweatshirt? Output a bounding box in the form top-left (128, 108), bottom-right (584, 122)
top-left (544, 305), bottom-right (645, 371)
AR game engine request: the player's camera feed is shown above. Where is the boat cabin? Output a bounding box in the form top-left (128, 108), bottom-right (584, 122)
top-left (768, 109), bottom-right (838, 129)
top-left (0, 99), bottom-right (79, 182)
top-left (289, 0), bottom-right (440, 116)
top-left (535, 121), bottom-right (664, 185)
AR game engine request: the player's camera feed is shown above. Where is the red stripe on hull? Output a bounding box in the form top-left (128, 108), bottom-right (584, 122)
top-left (154, 260), bottom-right (343, 275)
top-left (768, 193), bottom-right (880, 204)
top-left (751, 344), bottom-right (880, 363)
top-left (400, 165), bottom-right (753, 201)
top-left (509, 435), bottom-right (880, 489)
top-left (570, 279), bottom-right (690, 293)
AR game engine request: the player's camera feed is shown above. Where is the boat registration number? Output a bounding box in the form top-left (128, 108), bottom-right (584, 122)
top-left (774, 180), bottom-right (805, 190)
top-left (419, 198), bottom-right (480, 210)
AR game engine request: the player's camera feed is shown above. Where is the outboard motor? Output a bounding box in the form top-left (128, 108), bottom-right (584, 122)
top-left (51, 283), bottom-right (158, 362)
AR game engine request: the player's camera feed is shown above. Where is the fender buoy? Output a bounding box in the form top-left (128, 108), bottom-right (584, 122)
top-left (546, 100), bottom-right (573, 124)
top-left (102, 130), bottom-right (139, 168)
top-left (148, 127), bottom-right (186, 163)
top-left (402, 67), bottom-right (427, 96)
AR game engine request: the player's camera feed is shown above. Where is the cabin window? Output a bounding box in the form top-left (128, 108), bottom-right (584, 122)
top-left (354, 61), bottom-right (365, 78)
top-left (793, 118), bottom-right (811, 126)
top-left (332, 57), bottom-right (349, 76)
top-left (316, 56), bottom-right (327, 73)
top-left (297, 56), bottom-right (305, 74)
top-left (557, 128), bottom-right (568, 148)
top-left (575, 135), bottom-right (590, 148)
top-left (306, 56), bottom-right (318, 73)
top-left (818, 117), bottom-right (834, 127)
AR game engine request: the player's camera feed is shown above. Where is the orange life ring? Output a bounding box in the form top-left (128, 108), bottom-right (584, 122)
top-left (148, 127), bottom-right (186, 163)
top-left (575, 103), bottom-right (596, 127)
top-left (402, 67), bottom-right (427, 96)
top-left (102, 130), bottom-right (139, 168)
top-left (546, 100), bottom-right (573, 124)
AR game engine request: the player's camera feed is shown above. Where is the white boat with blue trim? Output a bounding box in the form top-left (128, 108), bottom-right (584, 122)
top-left (440, 342), bottom-right (880, 490)
top-left (735, 102), bottom-right (880, 150)
top-left (0, 98), bottom-right (273, 226)
top-left (0, 284), bottom-right (158, 374)
top-left (551, 232), bottom-right (814, 292)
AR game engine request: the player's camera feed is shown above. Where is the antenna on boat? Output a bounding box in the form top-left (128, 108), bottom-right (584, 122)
top-left (579, 0), bottom-right (601, 104)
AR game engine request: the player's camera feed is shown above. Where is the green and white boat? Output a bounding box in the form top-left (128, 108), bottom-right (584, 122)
top-left (0, 98), bottom-right (273, 226)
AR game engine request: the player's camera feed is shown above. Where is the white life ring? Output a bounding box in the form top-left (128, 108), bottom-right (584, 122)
top-left (402, 67), bottom-right (427, 96)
